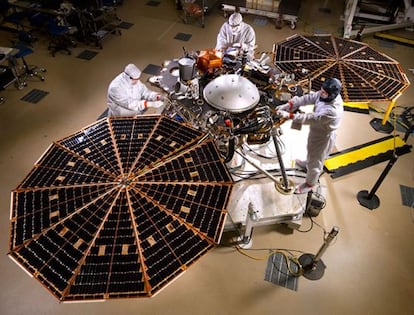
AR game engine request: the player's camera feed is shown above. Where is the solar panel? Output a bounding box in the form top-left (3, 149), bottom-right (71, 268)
top-left (9, 115), bottom-right (233, 301)
top-left (273, 34), bottom-right (410, 102)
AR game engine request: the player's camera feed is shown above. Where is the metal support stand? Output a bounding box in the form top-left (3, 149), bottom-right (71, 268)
top-left (370, 118), bottom-right (394, 134)
top-left (357, 127), bottom-right (413, 210)
top-left (357, 154), bottom-right (396, 210)
top-left (299, 226), bottom-right (340, 280)
top-left (370, 96), bottom-right (399, 134)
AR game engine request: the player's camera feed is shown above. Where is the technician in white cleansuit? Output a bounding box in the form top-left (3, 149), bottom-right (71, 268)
top-left (276, 78), bottom-right (344, 194)
top-left (107, 64), bottom-right (164, 117)
top-left (215, 12), bottom-right (256, 60)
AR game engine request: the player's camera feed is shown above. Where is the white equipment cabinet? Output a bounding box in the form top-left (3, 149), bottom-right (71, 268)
top-left (221, 0), bottom-right (301, 29)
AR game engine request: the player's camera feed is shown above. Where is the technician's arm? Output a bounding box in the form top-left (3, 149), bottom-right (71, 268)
top-left (108, 87), bottom-right (146, 114)
top-left (215, 24), bottom-right (229, 51)
top-left (139, 81), bottom-right (161, 101)
top-left (276, 92), bottom-right (319, 112)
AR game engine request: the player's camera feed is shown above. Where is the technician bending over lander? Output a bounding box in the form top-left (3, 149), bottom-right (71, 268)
top-left (215, 12), bottom-right (256, 60)
top-left (107, 64), bottom-right (165, 117)
top-left (276, 78), bottom-right (344, 194)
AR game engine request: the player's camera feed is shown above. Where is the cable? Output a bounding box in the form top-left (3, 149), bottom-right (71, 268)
top-left (229, 166), bottom-right (307, 182)
top-left (233, 245), bottom-right (304, 277)
top-left (243, 142), bottom-right (278, 159)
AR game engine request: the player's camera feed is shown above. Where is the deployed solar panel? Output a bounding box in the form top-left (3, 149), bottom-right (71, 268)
top-left (273, 34), bottom-right (410, 102)
top-left (9, 115), bottom-right (233, 302)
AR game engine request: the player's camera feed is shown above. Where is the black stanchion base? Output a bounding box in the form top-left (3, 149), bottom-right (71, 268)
top-left (357, 190), bottom-right (380, 210)
top-left (370, 118), bottom-right (393, 134)
top-left (298, 253), bottom-right (326, 280)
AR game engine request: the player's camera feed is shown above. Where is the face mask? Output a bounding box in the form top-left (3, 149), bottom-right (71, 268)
top-left (320, 79), bottom-right (341, 102)
top-left (230, 24), bottom-right (241, 35)
top-left (320, 95), bottom-right (334, 102)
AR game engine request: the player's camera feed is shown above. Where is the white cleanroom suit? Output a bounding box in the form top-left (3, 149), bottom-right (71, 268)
top-left (277, 78), bottom-right (344, 193)
top-left (215, 12), bottom-right (256, 60)
top-left (107, 64), bottom-right (163, 117)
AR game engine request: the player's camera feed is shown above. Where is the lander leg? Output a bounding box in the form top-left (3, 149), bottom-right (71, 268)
top-left (271, 127), bottom-right (295, 194)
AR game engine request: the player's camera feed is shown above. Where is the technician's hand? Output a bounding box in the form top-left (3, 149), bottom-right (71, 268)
top-left (276, 103), bottom-right (290, 111)
top-left (276, 110), bottom-right (292, 119)
top-left (147, 101), bottom-right (164, 109)
top-left (157, 94), bottom-right (166, 101)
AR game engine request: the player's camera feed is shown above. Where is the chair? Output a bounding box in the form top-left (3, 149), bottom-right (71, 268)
top-left (12, 44), bottom-right (46, 84)
top-left (3, 10), bottom-right (28, 32)
top-left (47, 18), bottom-right (74, 57)
top-left (0, 64), bottom-right (25, 103)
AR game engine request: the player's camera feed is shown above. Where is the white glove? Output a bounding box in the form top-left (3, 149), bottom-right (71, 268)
top-left (146, 100), bottom-right (164, 109)
top-left (156, 94), bottom-right (166, 101)
top-left (276, 103), bottom-right (290, 111)
top-left (240, 42), bottom-right (250, 51)
top-left (276, 110), bottom-right (292, 119)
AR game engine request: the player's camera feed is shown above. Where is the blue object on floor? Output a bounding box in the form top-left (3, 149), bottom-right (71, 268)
top-left (146, 1), bottom-right (160, 6)
top-left (77, 50), bottom-right (99, 60)
top-left (143, 64), bottom-right (161, 75)
top-left (118, 21), bottom-right (134, 29)
top-left (400, 185), bottom-right (414, 207)
top-left (21, 89), bottom-right (49, 103)
top-left (264, 252), bottom-right (299, 291)
top-left (175, 32), bottom-right (192, 41)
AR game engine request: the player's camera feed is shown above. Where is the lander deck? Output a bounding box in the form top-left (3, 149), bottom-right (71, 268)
top-left (224, 118), bottom-right (308, 231)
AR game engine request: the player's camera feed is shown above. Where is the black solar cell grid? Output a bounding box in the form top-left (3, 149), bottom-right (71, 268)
top-left (18, 145), bottom-right (114, 189)
top-left (273, 35), bottom-right (410, 102)
top-left (9, 115), bottom-right (233, 301)
top-left (111, 117), bottom-right (158, 173)
top-left (58, 120), bottom-right (120, 175)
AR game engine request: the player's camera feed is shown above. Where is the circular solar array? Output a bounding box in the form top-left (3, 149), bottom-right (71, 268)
top-left (9, 115), bottom-right (233, 301)
top-left (273, 34), bottom-right (410, 102)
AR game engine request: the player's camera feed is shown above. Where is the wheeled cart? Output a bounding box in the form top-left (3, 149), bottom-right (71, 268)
top-left (78, 6), bottom-right (122, 49)
top-left (180, 0), bottom-right (206, 27)
top-left (221, 0), bottom-right (301, 29)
